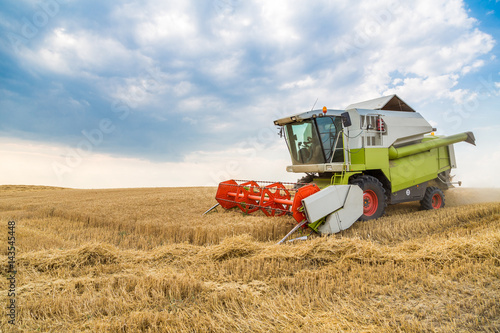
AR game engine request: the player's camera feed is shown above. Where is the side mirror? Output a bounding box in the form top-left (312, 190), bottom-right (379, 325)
top-left (341, 112), bottom-right (352, 127)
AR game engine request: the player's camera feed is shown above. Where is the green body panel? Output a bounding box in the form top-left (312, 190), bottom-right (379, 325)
top-left (307, 218), bottom-right (325, 232)
top-left (388, 148), bottom-right (451, 192)
top-left (348, 164), bottom-right (366, 171)
top-left (348, 148), bottom-right (390, 173)
top-left (311, 171), bottom-right (361, 188)
top-left (331, 172), bottom-right (361, 185)
top-left (365, 148), bottom-right (390, 170)
top-left (311, 178), bottom-right (334, 188)
top-left (349, 148), bottom-right (365, 165)
top-left (322, 145), bottom-right (452, 194)
top-left (328, 148), bottom-right (392, 188)
top-left (438, 145), bottom-right (451, 170)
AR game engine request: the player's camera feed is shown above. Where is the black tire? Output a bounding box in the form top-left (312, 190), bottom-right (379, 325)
top-left (350, 175), bottom-right (387, 220)
top-left (297, 174), bottom-right (314, 184)
top-left (294, 174), bottom-right (315, 189)
top-left (420, 186), bottom-right (445, 210)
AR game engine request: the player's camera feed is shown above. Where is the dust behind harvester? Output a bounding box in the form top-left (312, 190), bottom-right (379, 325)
top-left (206, 95), bottom-right (476, 242)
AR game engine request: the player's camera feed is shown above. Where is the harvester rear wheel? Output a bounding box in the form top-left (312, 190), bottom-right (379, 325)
top-left (420, 186), bottom-right (445, 210)
top-left (350, 175), bottom-right (386, 221)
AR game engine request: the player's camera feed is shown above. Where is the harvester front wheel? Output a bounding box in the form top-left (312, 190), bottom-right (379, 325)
top-left (350, 175), bottom-right (386, 221)
top-left (420, 186), bottom-right (445, 210)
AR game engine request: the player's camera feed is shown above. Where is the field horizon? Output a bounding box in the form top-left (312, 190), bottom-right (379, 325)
top-left (1, 185), bottom-right (499, 332)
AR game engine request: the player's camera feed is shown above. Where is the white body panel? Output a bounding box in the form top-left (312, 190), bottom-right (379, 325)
top-left (302, 185), bottom-right (350, 222)
top-left (346, 109), bottom-right (434, 149)
top-left (301, 185), bottom-right (363, 234)
top-left (319, 186), bottom-right (363, 234)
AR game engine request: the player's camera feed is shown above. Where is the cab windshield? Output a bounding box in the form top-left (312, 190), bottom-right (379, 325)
top-left (284, 117), bottom-right (344, 165)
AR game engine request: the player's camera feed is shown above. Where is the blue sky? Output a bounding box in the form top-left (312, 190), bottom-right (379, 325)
top-left (1, 0), bottom-right (499, 188)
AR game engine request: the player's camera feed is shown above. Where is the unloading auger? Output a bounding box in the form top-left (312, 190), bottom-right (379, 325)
top-left (204, 95), bottom-right (476, 243)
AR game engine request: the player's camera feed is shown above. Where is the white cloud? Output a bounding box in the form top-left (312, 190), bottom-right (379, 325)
top-left (255, 0), bottom-right (302, 44)
top-left (383, 75), bottom-right (464, 103)
top-left (173, 81), bottom-right (192, 96)
top-left (2, 0), bottom-right (499, 188)
top-left (280, 76), bottom-right (316, 90)
top-left (67, 1), bottom-right (497, 110)
top-left (200, 52), bottom-right (245, 81)
top-left (136, 11), bottom-right (197, 45)
top-left (461, 59), bottom-right (485, 75)
top-left (325, 0), bottom-right (494, 105)
top-left (0, 137), bottom-right (296, 188)
top-left (105, 69), bottom-right (190, 110)
top-left (178, 95), bottom-right (223, 112)
top-left (19, 28), bottom-right (153, 77)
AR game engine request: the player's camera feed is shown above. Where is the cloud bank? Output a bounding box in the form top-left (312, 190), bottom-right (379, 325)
top-left (0, 0), bottom-right (499, 187)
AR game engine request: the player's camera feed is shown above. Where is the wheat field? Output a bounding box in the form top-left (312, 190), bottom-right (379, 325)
top-left (0, 185), bottom-right (499, 332)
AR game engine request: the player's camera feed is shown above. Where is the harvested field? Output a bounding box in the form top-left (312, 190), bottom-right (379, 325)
top-left (1, 185), bottom-right (499, 332)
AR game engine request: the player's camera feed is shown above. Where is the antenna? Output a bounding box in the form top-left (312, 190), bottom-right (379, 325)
top-left (311, 98), bottom-right (318, 111)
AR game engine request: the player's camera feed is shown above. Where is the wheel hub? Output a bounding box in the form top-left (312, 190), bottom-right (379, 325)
top-left (431, 193), bottom-right (442, 209)
top-left (363, 190), bottom-right (378, 216)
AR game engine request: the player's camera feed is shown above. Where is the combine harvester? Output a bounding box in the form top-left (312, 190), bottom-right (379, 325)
top-left (206, 95), bottom-right (475, 242)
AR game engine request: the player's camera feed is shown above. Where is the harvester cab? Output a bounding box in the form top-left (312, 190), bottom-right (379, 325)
top-left (207, 95), bottom-right (475, 242)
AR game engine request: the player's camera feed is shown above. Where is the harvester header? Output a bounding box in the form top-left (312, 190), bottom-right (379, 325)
top-left (215, 179), bottom-right (320, 223)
